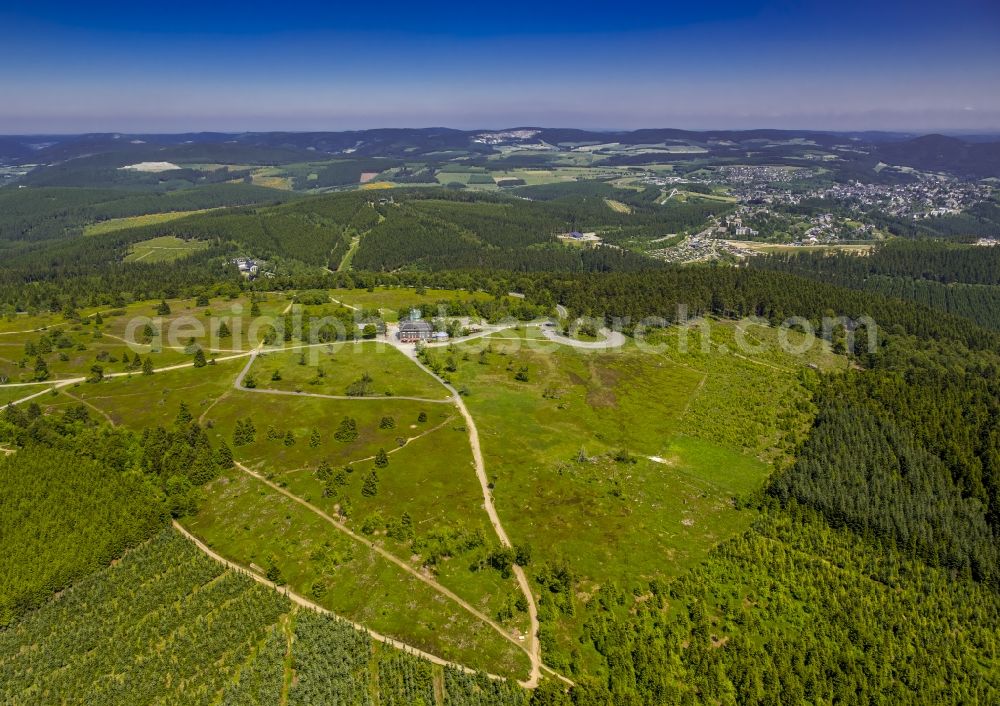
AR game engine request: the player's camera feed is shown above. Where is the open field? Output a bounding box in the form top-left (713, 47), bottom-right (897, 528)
top-left (41, 356), bottom-right (247, 427)
top-left (329, 286), bottom-right (502, 322)
top-left (420, 319), bottom-right (842, 665)
top-left (83, 209), bottom-right (219, 236)
top-left (123, 235), bottom-right (209, 262)
top-left (725, 239), bottom-right (875, 254)
top-left (0, 385), bottom-right (54, 407)
top-left (250, 341), bottom-right (451, 400)
top-left (0, 289), bottom-right (846, 688)
top-left (187, 465), bottom-right (531, 679)
top-left (269, 410), bottom-right (529, 634)
top-left (205, 391), bottom-right (437, 476)
top-left (0, 292), bottom-right (293, 385)
top-left (95, 293), bottom-right (291, 352)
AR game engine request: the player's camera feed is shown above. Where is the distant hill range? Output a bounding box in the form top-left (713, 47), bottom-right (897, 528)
top-left (1, 128), bottom-right (998, 178)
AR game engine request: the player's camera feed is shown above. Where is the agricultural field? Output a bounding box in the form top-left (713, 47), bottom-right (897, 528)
top-left (83, 209), bottom-right (219, 235)
top-left (123, 235), bottom-right (209, 262)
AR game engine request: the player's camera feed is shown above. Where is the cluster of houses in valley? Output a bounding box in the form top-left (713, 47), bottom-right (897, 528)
top-left (731, 175), bottom-right (993, 222)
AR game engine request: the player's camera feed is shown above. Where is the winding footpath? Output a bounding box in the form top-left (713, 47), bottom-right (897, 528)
top-left (0, 317), bottom-right (591, 687)
top-left (389, 339), bottom-right (552, 687)
top-left (171, 520), bottom-right (506, 681)
top-left (226, 459), bottom-right (539, 680)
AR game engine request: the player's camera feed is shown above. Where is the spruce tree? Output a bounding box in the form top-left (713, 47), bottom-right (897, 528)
top-left (175, 402), bottom-right (193, 426)
top-left (215, 442), bottom-right (234, 468)
top-left (362, 470), bottom-right (379, 496)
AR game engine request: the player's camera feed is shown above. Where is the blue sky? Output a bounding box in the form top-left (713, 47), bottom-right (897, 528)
top-left (1, 0), bottom-right (998, 133)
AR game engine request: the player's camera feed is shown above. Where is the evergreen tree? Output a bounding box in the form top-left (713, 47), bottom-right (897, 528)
top-left (192, 348), bottom-right (207, 368)
top-left (334, 416), bottom-right (358, 442)
top-left (375, 448), bottom-right (389, 468)
top-left (33, 356), bottom-right (49, 381)
top-left (362, 471), bottom-right (379, 497)
top-left (316, 459), bottom-right (333, 482)
top-left (142, 357), bottom-right (154, 375)
top-left (175, 402), bottom-right (193, 427)
top-left (215, 441), bottom-right (233, 468)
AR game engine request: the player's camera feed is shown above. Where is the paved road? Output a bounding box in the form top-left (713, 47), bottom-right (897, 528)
top-left (539, 324), bottom-right (627, 350)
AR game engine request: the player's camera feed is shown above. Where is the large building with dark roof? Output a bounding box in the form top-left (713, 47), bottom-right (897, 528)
top-left (398, 320), bottom-right (433, 343)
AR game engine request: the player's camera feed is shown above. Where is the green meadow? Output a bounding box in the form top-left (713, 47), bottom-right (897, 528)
top-left (250, 342), bottom-right (451, 400)
top-left (184, 466), bottom-right (531, 680)
top-left (2, 291), bottom-right (845, 687)
top-left (83, 210), bottom-right (218, 236)
top-left (329, 286), bottom-right (502, 322)
top-left (123, 236), bottom-right (209, 263)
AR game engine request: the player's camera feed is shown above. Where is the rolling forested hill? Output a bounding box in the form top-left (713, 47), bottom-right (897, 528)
top-left (0, 133), bottom-right (998, 702)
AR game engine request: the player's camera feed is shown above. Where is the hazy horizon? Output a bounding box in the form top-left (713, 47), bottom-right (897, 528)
top-left (3, 124), bottom-right (1000, 138)
top-left (2, 0), bottom-right (998, 134)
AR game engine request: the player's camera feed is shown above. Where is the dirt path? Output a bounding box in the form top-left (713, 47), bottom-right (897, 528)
top-left (171, 520), bottom-right (506, 681)
top-left (230, 460), bottom-right (538, 681)
top-left (5, 384), bottom-right (69, 407)
top-left (282, 415), bottom-right (456, 472)
top-left (59, 386), bottom-right (116, 425)
top-left (329, 296), bottom-right (360, 311)
top-left (389, 340), bottom-right (546, 688)
top-left (5, 327), bottom-right (566, 687)
top-left (0, 321), bottom-right (69, 336)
